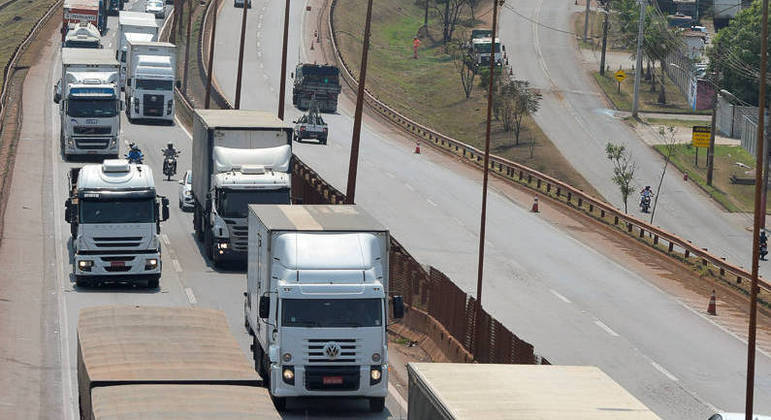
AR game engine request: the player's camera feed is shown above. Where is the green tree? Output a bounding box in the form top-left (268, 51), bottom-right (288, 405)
top-left (606, 142), bottom-right (637, 214)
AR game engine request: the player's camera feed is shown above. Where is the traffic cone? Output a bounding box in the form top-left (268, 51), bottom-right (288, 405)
top-left (414, 140), bottom-right (421, 154)
top-left (707, 290), bottom-right (717, 315)
top-left (310, 42), bottom-right (314, 51)
top-left (531, 197), bottom-right (539, 213)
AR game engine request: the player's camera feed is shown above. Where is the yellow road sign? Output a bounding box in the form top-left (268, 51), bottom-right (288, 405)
top-left (614, 70), bottom-right (627, 83)
top-left (692, 126), bottom-right (711, 148)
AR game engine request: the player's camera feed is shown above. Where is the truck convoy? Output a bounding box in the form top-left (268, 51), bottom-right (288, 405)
top-left (63, 22), bottom-right (101, 48)
top-left (292, 63), bottom-right (341, 113)
top-left (77, 305), bottom-right (280, 419)
top-left (62, 0), bottom-right (106, 40)
top-left (64, 160), bottom-right (169, 288)
top-left (191, 110), bottom-right (293, 267)
top-left (124, 40), bottom-right (176, 123)
top-left (54, 48), bottom-right (121, 160)
top-left (117, 11), bottom-right (158, 88)
top-left (244, 204), bottom-right (404, 412)
top-left (407, 363), bottom-right (659, 419)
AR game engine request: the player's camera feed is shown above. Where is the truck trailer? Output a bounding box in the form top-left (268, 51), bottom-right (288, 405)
top-left (244, 204), bottom-right (405, 412)
top-left (407, 363), bottom-right (660, 419)
top-left (117, 11), bottom-right (158, 88)
top-left (77, 305), bottom-right (280, 419)
top-left (54, 48), bottom-right (121, 160)
top-left (191, 110), bottom-right (293, 266)
top-left (292, 63), bottom-right (341, 113)
top-left (62, 0), bottom-right (106, 40)
top-left (125, 40), bottom-right (176, 123)
top-left (64, 160), bottom-right (169, 288)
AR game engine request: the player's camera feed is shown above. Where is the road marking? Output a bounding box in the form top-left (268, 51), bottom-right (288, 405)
top-left (426, 198), bottom-right (437, 207)
top-left (405, 183), bottom-right (415, 192)
top-left (175, 115), bottom-right (193, 139)
top-left (453, 217), bottom-right (463, 226)
top-left (185, 287), bottom-right (197, 305)
top-left (650, 361), bottom-right (678, 382)
top-left (173, 258), bottom-right (183, 273)
top-left (161, 233), bottom-right (170, 246)
top-left (385, 172), bottom-right (395, 179)
top-left (594, 320), bottom-right (619, 337)
top-left (256, 41), bottom-right (261, 48)
top-left (549, 289), bottom-right (571, 304)
top-left (388, 383), bottom-right (408, 414)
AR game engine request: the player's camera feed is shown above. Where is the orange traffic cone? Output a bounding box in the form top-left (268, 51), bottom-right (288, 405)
top-left (531, 197), bottom-right (539, 213)
top-left (414, 140), bottom-right (421, 154)
top-left (707, 290), bottom-right (717, 315)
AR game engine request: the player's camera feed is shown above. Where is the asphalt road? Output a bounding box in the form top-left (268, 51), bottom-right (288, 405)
top-left (0, 1), bottom-right (406, 417)
top-left (209, 0), bottom-right (771, 417)
top-left (500, 0), bottom-right (769, 279)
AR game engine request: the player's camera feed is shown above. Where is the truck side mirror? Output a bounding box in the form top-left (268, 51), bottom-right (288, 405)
top-left (258, 296), bottom-right (270, 319)
top-left (392, 296), bottom-right (405, 319)
top-left (53, 92), bottom-right (61, 104)
top-left (64, 199), bottom-right (71, 224)
top-left (290, 72), bottom-right (294, 79)
top-left (115, 50), bottom-right (119, 60)
top-left (120, 100), bottom-right (125, 111)
top-left (161, 197), bottom-right (170, 221)
top-left (126, 79), bottom-right (131, 87)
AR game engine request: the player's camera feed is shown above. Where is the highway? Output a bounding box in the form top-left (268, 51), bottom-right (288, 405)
top-left (499, 0), bottom-right (770, 280)
top-left (0, 0), bottom-right (406, 417)
top-left (209, 0), bottom-right (771, 418)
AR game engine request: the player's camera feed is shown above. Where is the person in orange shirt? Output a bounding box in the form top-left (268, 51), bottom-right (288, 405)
top-left (413, 37), bottom-right (421, 59)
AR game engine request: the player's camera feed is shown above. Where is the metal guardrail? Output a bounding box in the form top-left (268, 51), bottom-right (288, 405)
top-left (326, 0), bottom-right (770, 296)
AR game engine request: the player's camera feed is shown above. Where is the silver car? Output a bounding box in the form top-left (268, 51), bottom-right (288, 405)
top-left (178, 170), bottom-right (193, 210)
top-left (145, 0), bottom-right (165, 18)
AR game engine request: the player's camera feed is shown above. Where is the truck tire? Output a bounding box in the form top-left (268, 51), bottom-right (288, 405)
top-left (194, 209), bottom-right (203, 242)
top-left (147, 275), bottom-right (159, 289)
top-left (272, 396), bottom-right (287, 412)
top-left (369, 397), bottom-right (385, 413)
top-left (206, 231), bottom-right (221, 269)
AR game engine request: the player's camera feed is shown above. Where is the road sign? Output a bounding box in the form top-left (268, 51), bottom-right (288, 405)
top-left (614, 70), bottom-right (627, 83)
top-left (692, 126), bottom-right (711, 148)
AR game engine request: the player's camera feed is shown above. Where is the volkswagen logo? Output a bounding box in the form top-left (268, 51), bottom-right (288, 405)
top-left (323, 342), bottom-right (341, 360)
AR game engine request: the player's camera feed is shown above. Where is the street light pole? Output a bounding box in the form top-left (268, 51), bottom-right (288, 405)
top-left (343, 0), bottom-right (374, 204)
top-left (234, 0), bottom-right (249, 109)
top-left (205, 0), bottom-right (219, 109)
top-left (183, 0), bottom-right (193, 94)
top-left (583, 0), bottom-right (590, 43)
top-left (599, 5), bottom-right (609, 75)
top-left (631, 0), bottom-right (645, 119)
top-left (277, 0), bottom-right (290, 120)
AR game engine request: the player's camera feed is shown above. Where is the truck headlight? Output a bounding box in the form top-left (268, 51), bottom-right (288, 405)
top-left (282, 366), bottom-right (295, 385)
top-left (77, 260), bottom-right (93, 271)
top-left (167, 99), bottom-right (173, 115)
top-left (370, 366), bottom-right (382, 385)
top-left (133, 98), bottom-right (139, 113)
top-left (67, 138), bottom-right (75, 147)
top-left (217, 242), bottom-right (229, 250)
top-left (282, 352), bottom-right (292, 362)
top-left (145, 258), bottom-right (158, 270)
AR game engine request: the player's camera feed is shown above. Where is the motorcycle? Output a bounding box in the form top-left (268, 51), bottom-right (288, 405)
top-left (162, 149), bottom-right (180, 181)
top-left (640, 195), bottom-right (651, 213)
top-left (125, 146), bottom-right (144, 164)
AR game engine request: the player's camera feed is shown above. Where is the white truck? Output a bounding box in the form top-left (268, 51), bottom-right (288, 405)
top-left (54, 48), bottom-right (121, 160)
top-left (117, 11), bottom-right (158, 89)
top-left (64, 160), bottom-right (170, 289)
top-left (244, 204), bottom-right (405, 412)
top-left (125, 40), bottom-right (176, 123)
top-left (63, 22), bottom-right (101, 48)
top-left (191, 110), bottom-right (293, 267)
top-left (471, 36), bottom-right (502, 68)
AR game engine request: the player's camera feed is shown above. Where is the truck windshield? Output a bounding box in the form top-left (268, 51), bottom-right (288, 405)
top-left (282, 299), bottom-right (382, 328)
top-left (219, 188), bottom-right (290, 218)
top-left (473, 43), bottom-right (501, 54)
top-left (64, 41), bottom-right (99, 48)
top-left (135, 79), bottom-right (173, 91)
top-left (67, 99), bottom-right (118, 118)
top-left (80, 198), bottom-right (154, 224)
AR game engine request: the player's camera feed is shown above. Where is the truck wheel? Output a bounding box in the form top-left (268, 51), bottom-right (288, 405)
top-left (194, 209), bottom-right (203, 242)
top-left (369, 397), bottom-right (385, 413)
top-left (75, 276), bottom-right (91, 288)
top-left (272, 396), bottom-right (287, 412)
top-left (321, 138), bottom-right (327, 145)
top-left (147, 276), bottom-right (160, 289)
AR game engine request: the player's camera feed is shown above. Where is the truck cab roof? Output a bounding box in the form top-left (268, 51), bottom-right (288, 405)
top-left (76, 160), bottom-right (155, 191)
top-left (249, 204), bottom-right (387, 232)
top-left (194, 109), bottom-right (294, 130)
top-left (62, 48), bottom-right (119, 66)
top-left (118, 11), bottom-right (158, 27)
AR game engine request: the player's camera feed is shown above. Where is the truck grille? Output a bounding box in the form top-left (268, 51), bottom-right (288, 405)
top-left (73, 126), bottom-right (111, 135)
top-left (94, 237), bottom-right (142, 248)
top-left (229, 225), bottom-right (248, 251)
top-left (75, 137), bottom-right (110, 150)
top-left (143, 94), bottom-right (164, 116)
top-left (306, 339), bottom-right (358, 364)
top-left (304, 366), bottom-right (360, 391)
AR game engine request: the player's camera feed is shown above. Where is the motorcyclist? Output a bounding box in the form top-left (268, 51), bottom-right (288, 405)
top-left (162, 142), bottom-right (179, 159)
top-left (127, 143), bottom-right (143, 163)
top-left (640, 186), bottom-right (653, 202)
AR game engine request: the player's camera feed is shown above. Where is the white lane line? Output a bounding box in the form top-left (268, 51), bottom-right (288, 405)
top-left (549, 289), bottom-right (571, 304)
top-left (594, 320), bottom-right (619, 337)
top-left (385, 172), bottom-right (395, 179)
top-left (161, 233), bottom-right (170, 246)
top-left (426, 198), bottom-right (438, 207)
top-left (405, 183), bottom-right (415, 192)
top-left (453, 217), bottom-right (464, 226)
top-left (388, 383), bottom-right (407, 414)
top-left (184, 287), bottom-right (197, 305)
top-left (173, 258), bottom-right (183, 273)
top-left (650, 361), bottom-right (679, 382)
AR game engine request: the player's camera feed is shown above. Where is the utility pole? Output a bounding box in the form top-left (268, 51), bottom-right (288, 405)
top-left (706, 81), bottom-right (718, 185)
top-left (746, 0), bottom-right (769, 418)
top-left (444, 0), bottom-right (450, 43)
top-left (474, 0), bottom-right (501, 359)
top-left (631, 0), bottom-right (645, 119)
top-left (599, 1), bottom-right (609, 75)
top-left (583, 0), bottom-right (590, 43)
top-left (761, 113), bottom-right (770, 229)
top-left (234, 0), bottom-right (249, 109)
top-left (344, 0), bottom-right (374, 204)
top-left (170, 0), bottom-right (178, 44)
top-left (424, 0), bottom-right (429, 29)
top-left (204, 0), bottom-right (219, 109)
top-left (183, 0), bottom-right (192, 94)
top-left (277, 0), bottom-right (290, 120)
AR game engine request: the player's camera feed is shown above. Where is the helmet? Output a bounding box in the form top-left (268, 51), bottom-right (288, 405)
top-left (167, 142), bottom-right (173, 148)
top-left (645, 186), bottom-right (651, 189)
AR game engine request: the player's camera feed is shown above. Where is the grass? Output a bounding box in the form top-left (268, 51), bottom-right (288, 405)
top-left (593, 70), bottom-right (711, 115)
top-left (645, 117), bottom-right (711, 128)
top-left (333, 0), bottom-right (600, 195)
top-left (654, 143), bottom-right (770, 213)
top-left (0, 0), bottom-right (59, 93)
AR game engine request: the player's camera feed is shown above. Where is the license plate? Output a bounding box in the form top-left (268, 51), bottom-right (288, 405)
top-left (322, 376), bottom-right (343, 385)
top-left (87, 151), bottom-right (97, 154)
top-left (110, 261), bottom-right (125, 267)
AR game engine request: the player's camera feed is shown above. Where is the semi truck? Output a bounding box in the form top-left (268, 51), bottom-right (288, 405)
top-left (63, 22), bottom-right (101, 48)
top-left (125, 40), bottom-right (176, 123)
top-left (62, 0), bottom-right (105, 40)
top-left (471, 37), bottom-right (502, 68)
top-left (407, 364), bottom-right (659, 419)
top-left (64, 160), bottom-right (169, 288)
top-left (191, 110), bottom-right (293, 267)
top-left (292, 63), bottom-right (341, 113)
top-left (244, 204), bottom-right (404, 412)
top-left (77, 305), bottom-right (281, 419)
top-left (117, 11), bottom-right (158, 88)
top-left (54, 48), bottom-right (121, 160)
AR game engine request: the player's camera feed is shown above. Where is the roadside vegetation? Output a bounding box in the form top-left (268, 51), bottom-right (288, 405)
top-left (333, 0), bottom-right (600, 195)
top-left (0, 0), bottom-right (59, 92)
top-left (593, 69), bottom-right (699, 114)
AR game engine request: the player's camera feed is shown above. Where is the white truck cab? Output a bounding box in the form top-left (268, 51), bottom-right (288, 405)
top-left (117, 11), bottom-right (158, 89)
top-left (124, 40), bottom-right (176, 122)
top-left (471, 37), bottom-right (502, 67)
